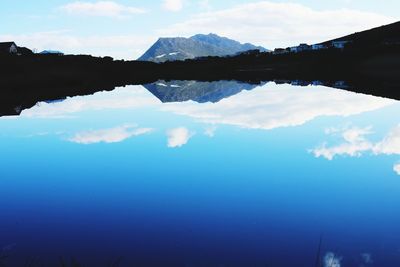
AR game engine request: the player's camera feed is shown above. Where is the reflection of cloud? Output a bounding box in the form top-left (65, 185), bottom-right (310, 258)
top-left (313, 125), bottom-right (400, 159)
top-left (163, 84), bottom-right (394, 130)
top-left (361, 253), bottom-right (373, 265)
top-left (393, 164), bottom-right (400, 175)
top-left (21, 87), bottom-right (159, 118)
top-left (167, 127), bottom-right (193, 148)
top-left (373, 125), bottom-right (400, 155)
top-left (324, 252), bottom-right (342, 267)
top-left (204, 126), bottom-right (217, 137)
top-left (312, 127), bottom-right (373, 160)
top-left (312, 125), bottom-right (400, 175)
top-left (69, 124), bottom-right (153, 144)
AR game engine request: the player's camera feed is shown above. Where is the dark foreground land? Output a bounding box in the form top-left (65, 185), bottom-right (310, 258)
top-left (1, 22), bottom-right (400, 116)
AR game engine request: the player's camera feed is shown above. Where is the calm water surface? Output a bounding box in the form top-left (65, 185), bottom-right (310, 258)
top-left (1, 82), bottom-right (400, 266)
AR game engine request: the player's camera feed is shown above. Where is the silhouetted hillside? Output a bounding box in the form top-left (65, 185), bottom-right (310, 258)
top-left (322, 21), bottom-right (400, 46)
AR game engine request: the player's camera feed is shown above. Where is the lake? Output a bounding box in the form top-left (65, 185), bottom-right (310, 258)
top-left (1, 81), bottom-right (400, 267)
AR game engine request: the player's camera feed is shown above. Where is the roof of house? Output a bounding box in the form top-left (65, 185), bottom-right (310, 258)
top-left (0, 42), bottom-right (16, 49)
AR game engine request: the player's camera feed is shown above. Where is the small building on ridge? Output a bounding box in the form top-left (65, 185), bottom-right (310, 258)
top-left (0, 42), bottom-right (18, 54)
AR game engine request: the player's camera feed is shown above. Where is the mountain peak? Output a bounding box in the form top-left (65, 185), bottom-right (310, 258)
top-left (139, 34), bottom-right (268, 62)
top-left (191, 33), bottom-right (220, 38)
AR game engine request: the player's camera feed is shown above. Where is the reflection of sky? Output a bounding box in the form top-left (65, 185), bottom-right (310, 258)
top-left (1, 83), bottom-right (400, 266)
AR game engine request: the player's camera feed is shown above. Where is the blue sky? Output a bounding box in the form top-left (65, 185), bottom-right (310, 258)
top-left (0, 0), bottom-right (399, 59)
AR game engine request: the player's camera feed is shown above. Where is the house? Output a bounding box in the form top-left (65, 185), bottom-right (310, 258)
top-left (333, 81), bottom-right (349, 89)
top-left (291, 80), bottom-right (310, 86)
top-left (312, 44), bottom-right (327, 50)
top-left (290, 43), bottom-right (311, 53)
top-left (331, 40), bottom-right (350, 49)
top-left (0, 42), bottom-right (18, 54)
top-left (297, 43), bottom-right (311, 52)
top-left (274, 79), bottom-right (291, 85)
top-left (312, 80), bottom-right (324, 86)
top-left (17, 46), bottom-right (34, 56)
top-left (273, 48), bottom-right (288, 55)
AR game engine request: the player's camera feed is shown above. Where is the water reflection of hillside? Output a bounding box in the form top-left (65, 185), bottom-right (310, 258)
top-left (0, 78), bottom-right (398, 117)
top-left (143, 80), bottom-right (263, 103)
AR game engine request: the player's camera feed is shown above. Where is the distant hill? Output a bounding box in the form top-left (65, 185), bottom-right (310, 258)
top-left (39, 50), bottom-right (64, 55)
top-left (139, 33), bottom-right (268, 62)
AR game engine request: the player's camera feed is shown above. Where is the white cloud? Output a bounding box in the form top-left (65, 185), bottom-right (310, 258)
top-left (69, 124), bottom-right (153, 144)
top-left (163, 83), bottom-right (394, 131)
top-left (60, 1), bottom-right (146, 18)
top-left (162, 0), bottom-right (184, 12)
top-left (3, 1), bottom-right (394, 59)
top-left (324, 252), bottom-right (342, 267)
top-left (159, 1), bottom-right (394, 48)
top-left (198, 0), bottom-right (211, 10)
top-left (167, 127), bottom-right (193, 148)
top-left (0, 31), bottom-right (155, 59)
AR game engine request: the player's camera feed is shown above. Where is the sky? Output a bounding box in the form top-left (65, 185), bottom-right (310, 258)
top-left (0, 0), bottom-right (399, 59)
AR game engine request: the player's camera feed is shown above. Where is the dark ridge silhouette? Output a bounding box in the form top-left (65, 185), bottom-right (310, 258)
top-left (322, 21), bottom-right (400, 46)
top-left (0, 22), bottom-right (400, 117)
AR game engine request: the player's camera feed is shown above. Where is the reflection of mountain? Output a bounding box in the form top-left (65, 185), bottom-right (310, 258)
top-left (143, 80), bottom-right (262, 103)
top-left (139, 34), bottom-right (268, 63)
top-left (0, 78), bottom-right (395, 118)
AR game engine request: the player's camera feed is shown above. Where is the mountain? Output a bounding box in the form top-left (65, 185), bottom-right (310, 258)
top-left (39, 50), bottom-right (64, 55)
top-left (139, 33), bottom-right (268, 62)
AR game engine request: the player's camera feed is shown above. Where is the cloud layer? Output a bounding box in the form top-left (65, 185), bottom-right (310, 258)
top-left (0, 30), bottom-right (156, 59)
top-left (162, 0), bottom-right (184, 12)
top-left (160, 1), bottom-right (394, 48)
top-left (1, 1), bottom-right (395, 59)
top-left (69, 124), bottom-right (153, 144)
top-left (60, 1), bottom-right (146, 18)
